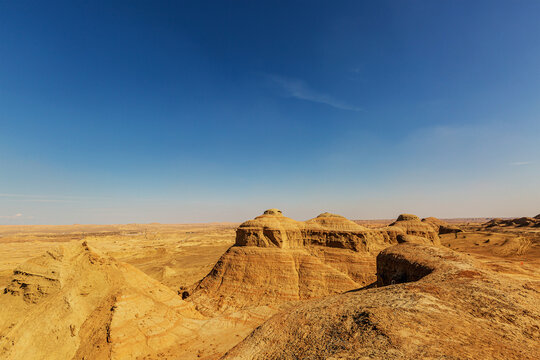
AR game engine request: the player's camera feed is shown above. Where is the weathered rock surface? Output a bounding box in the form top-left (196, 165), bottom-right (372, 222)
top-left (222, 243), bottom-right (540, 360)
top-left (484, 215), bottom-right (540, 228)
top-left (389, 214), bottom-right (441, 244)
top-left (422, 216), bottom-right (463, 234)
top-left (189, 210), bottom-right (440, 313)
top-left (0, 242), bottom-right (206, 360)
top-left (235, 210), bottom-right (438, 251)
top-left (188, 246), bottom-right (373, 314)
top-left (396, 233), bottom-right (434, 244)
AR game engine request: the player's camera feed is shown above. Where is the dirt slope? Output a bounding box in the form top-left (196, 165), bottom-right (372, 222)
top-left (0, 241), bottom-right (265, 360)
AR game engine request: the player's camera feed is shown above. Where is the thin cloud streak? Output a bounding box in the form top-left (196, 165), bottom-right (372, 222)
top-left (268, 75), bottom-right (364, 112)
top-left (510, 161), bottom-right (533, 166)
top-left (0, 213), bottom-right (24, 219)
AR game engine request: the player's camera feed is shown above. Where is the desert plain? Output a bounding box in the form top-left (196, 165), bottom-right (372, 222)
top-left (0, 210), bottom-right (539, 359)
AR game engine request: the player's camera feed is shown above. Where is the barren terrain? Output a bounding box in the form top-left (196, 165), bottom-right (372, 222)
top-left (0, 212), bottom-right (539, 359)
top-left (0, 223), bottom-right (238, 293)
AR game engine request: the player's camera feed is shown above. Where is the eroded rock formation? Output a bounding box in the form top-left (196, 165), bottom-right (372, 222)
top-left (189, 210), bottom-right (440, 313)
top-left (0, 242), bottom-right (206, 360)
top-left (389, 214), bottom-right (441, 243)
top-left (222, 243), bottom-right (540, 360)
top-left (422, 216), bottom-right (463, 234)
top-left (235, 209), bottom-right (405, 251)
top-left (484, 215), bottom-right (540, 228)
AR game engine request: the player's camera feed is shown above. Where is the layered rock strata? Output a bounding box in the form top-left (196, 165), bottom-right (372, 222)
top-left (388, 214), bottom-right (441, 243)
top-left (484, 215), bottom-right (540, 228)
top-left (422, 216), bottom-right (463, 234)
top-left (222, 243), bottom-right (540, 360)
top-left (0, 242), bottom-right (206, 360)
top-left (189, 210), bottom-right (440, 313)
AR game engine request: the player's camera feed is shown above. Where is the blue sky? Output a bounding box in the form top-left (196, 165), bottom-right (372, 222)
top-left (1, 1), bottom-right (539, 224)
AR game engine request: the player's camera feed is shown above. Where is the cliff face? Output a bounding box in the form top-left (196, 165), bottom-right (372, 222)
top-left (222, 243), bottom-right (540, 360)
top-left (234, 209), bottom-right (305, 248)
top-left (235, 209), bottom-right (418, 252)
top-left (190, 210), bottom-right (440, 313)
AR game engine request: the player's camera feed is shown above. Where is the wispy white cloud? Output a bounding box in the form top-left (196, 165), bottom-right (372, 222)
top-left (510, 161), bottom-right (533, 166)
top-left (268, 75), bottom-right (363, 112)
top-left (0, 213), bottom-right (24, 219)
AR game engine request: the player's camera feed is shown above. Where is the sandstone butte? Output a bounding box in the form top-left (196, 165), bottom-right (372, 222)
top-left (188, 209), bottom-right (440, 314)
top-left (222, 243), bottom-right (540, 360)
top-left (421, 216), bottom-right (463, 234)
top-left (0, 242), bottom-right (264, 360)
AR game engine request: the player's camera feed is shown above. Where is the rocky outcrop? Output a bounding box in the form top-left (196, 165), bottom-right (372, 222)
top-left (221, 244), bottom-right (540, 360)
top-left (484, 215), bottom-right (540, 228)
top-left (189, 246), bottom-right (365, 314)
top-left (0, 242), bottom-right (205, 360)
top-left (396, 234), bottom-right (434, 245)
top-left (234, 210), bottom-right (434, 252)
top-left (189, 210), bottom-right (440, 313)
top-left (388, 214), bottom-right (441, 244)
top-left (234, 208), bottom-right (305, 248)
top-left (422, 216), bottom-right (463, 234)
top-left (513, 217), bottom-right (538, 227)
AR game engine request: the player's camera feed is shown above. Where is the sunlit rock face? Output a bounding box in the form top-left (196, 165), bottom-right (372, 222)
top-left (388, 213), bottom-right (441, 245)
top-left (234, 209), bottom-right (436, 251)
top-left (421, 216), bottom-right (463, 234)
top-left (190, 210), bottom-right (440, 313)
top-left (222, 243), bottom-right (540, 360)
top-left (0, 242), bottom-right (205, 360)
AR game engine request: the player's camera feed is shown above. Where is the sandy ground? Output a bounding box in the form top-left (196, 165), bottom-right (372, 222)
top-left (0, 223), bottom-right (238, 292)
top-left (441, 225), bottom-right (540, 284)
